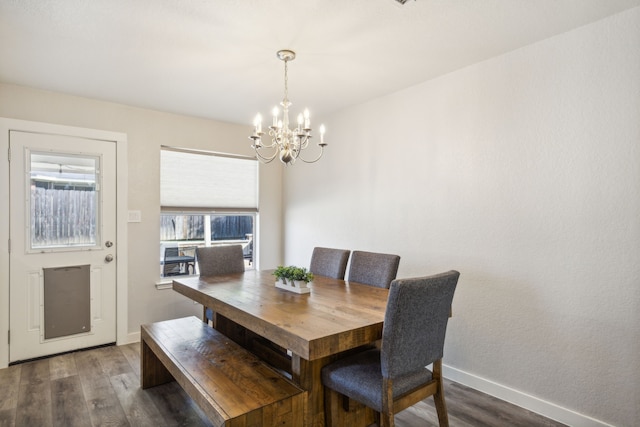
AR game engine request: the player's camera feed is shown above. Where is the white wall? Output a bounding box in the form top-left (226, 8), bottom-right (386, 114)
top-left (284, 7), bottom-right (640, 427)
top-left (0, 84), bottom-right (284, 340)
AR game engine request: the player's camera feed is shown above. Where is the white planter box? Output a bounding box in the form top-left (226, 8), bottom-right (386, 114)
top-left (275, 279), bottom-right (312, 294)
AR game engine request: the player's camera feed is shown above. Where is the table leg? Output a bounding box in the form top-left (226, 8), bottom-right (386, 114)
top-left (291, 354), bottom-right (333, 427)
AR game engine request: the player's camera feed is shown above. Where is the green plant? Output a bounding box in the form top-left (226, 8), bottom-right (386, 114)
top-left (273, 265), bottom-right (288, 281)
top-left (273, 265), bottom-right (314, 283)
top-left (290, 266), bottom-right (314, 283)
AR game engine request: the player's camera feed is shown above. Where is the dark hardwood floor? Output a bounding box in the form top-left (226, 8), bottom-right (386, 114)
top-left (0, 343), bottom-right (565, 427)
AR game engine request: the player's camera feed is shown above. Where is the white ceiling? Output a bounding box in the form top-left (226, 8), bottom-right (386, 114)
top-left (1, 0), bottom-right (639, 125)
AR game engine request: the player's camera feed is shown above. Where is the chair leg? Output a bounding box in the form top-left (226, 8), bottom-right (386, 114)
top-left (202, 306), bottom-right (208, 323)
top-left (434, 390), bottom-right (449, 427)
top-left (380, 412), bottom-right (394, 427)
top-left (381, 378), bottom-right (395, 427)
top-left (433, 360), bottom-right (449, 427)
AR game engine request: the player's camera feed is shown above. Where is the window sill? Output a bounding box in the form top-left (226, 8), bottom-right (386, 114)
top-left (155, 279), bottom-right (172, 290)
top-left (156, 275), bottom-right (198, 290)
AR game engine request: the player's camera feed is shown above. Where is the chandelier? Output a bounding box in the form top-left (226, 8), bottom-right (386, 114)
top-left (249, 49), bottom-right (327, 165)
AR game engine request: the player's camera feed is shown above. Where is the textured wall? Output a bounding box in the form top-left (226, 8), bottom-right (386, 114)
top-left (283, 8), bottom-right (640, 426)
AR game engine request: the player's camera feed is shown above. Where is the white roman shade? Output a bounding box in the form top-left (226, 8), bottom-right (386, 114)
top-left (161, 148), bottom-right (258, 212)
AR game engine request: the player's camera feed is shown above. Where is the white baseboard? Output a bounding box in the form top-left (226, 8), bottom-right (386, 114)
top-left (124, 331), bottom-right (140, 344)
top-left (442, 364), bottom-right (614, 427)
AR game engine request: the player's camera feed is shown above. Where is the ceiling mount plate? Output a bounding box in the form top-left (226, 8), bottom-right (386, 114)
top-left (277, 49), bottom-right (296, 62)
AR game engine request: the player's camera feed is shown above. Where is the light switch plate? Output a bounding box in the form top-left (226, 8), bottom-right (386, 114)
top-left (128, 210), bottom-right (142, 223)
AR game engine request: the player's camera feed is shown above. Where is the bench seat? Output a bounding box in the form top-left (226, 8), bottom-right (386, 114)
top-left (141, 316), bottom-right (306, 427)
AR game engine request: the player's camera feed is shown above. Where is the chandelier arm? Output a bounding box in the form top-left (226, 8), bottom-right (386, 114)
top-left (254, 147), bottom-right (279, 163)
top-left (299, 134), bottom-right (311, 149)
top-left (297, 145), bottom-right (325, 164)
top-left (260, 139), bottom-right (279, 149)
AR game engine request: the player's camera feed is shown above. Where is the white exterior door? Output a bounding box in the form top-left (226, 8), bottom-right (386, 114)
top-left (9, 130), bottom-right (117, 363)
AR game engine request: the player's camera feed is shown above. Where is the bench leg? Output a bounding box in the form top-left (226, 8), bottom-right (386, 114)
top-left (141, 338), bottom-right (174, 389)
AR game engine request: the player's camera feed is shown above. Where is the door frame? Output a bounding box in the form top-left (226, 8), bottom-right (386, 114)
top-left (0, 118), bottom-right (128, 368)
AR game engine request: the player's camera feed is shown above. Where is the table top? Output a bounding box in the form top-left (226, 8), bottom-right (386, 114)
top-left (172, 270), bottom-right (389, 360)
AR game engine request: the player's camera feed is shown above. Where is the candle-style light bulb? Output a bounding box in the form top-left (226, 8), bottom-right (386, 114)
top-left (254, 114), bottom-right (262, 134)
top-left (297, 113), bottom-right (304, 131)
top-left (304, 109), bottom-right (310, 129)
top-left (319, 124), bottom-right (326, 143)
top-left (272, 107), bottom-right (279, 127)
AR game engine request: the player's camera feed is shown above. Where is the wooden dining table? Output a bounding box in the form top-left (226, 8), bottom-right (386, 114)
top-left (172, 269), bottom-right (389, 427)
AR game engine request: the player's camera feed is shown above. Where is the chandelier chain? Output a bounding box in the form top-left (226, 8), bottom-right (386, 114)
top-left (283, 59), bottom-right (289, 104)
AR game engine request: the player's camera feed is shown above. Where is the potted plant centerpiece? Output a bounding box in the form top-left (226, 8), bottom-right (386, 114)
top-left (273, 265), bottom-right (289, 285)
top-left (273, 265), bottom-right (313, 294)
top-left (290, 267), bottom-right (314, 289)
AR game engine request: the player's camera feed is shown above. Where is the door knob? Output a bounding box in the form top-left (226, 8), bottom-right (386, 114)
top-left (105, 254), bottom-right (114, 263)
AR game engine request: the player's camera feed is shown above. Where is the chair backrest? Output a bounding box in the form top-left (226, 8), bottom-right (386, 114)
top-left (196, 245), bottom-right (245, 277)
top-left (162, 246), bottom-right (181, 276)
top-left (381, 271), bottom-right (460, 379)
top-left (309, 247), bottom-right (351, 279)
top-left (347, 250), bottom-right (400, 288)
top-left (164, 246), bottom-right (179, 257)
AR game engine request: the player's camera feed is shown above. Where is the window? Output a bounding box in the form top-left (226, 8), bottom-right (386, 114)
top-left (29, 151), bottom-right (100, 250)
top-left (160, 147), bottom-right (258, 277)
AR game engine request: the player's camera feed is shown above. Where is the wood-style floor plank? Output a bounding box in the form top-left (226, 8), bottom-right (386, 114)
top-left (15, 359), bottom-right (53, 427)
top-left (394, 379), bottom-right (565, 427)
top-left (0, 408), bottom-right (16, 427)
top-left (0, 364), bottom-right (21, 411)
top-left (49, 352), bottom-right (77, 381)
top-left (144, 380), bottom-right (214, 427)
top-left (118, 341), bottom-right (141, 377)
top-left (95, 345), bottom-right (135, 377)
top-left (51, 375), bottom-right (91, 427)
top-left (2, 343), bottom-right (567, 427)
top-left (109, 372), bottom-right (167, 427)
top-left (0, 364), bottom-right (21, 427)
top-left (75, 347), bottom-right (130, 427)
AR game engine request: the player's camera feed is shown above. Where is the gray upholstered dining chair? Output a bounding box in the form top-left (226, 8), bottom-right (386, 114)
top-left (347, 250), bottom-right (401, 288)
top-left (309, 247), bottom-right (351, 279)
top-left (196, 245), bottom-right (245, 324)
top-left (321, 270), bottom-right (460, 427)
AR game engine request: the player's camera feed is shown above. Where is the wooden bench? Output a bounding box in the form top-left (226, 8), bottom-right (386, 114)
top-left (141, 316), bottom-right (306, 427)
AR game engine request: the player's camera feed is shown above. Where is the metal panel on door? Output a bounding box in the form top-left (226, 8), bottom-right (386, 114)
top-left (43, 265), bottom-right (91, 340)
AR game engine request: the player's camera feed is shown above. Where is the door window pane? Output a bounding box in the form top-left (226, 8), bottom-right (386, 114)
top-left (29, 151), bottom-right (100, 250)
